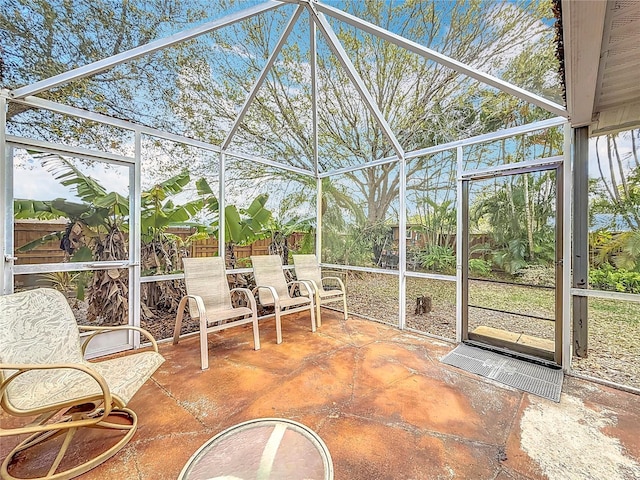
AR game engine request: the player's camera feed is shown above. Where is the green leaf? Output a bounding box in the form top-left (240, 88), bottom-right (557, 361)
top-left (224, 205), bottom-right (243, 243)
top-left (71, 246), bottom-right (94, 262)
top-left (245, 193), bottom-right (271, 228)
top-left (195, 178), bottom-right (214, 195)
top-left (13, 199), bottom-right (57, 219)
top-left (16, 231), bottom-right (64, 252)
top-left (43, 156), bottom-right (107, 203)
top-left (50, 198), bottom-right (92, 218)
top-left (94, 192), bottom-right (130, 216)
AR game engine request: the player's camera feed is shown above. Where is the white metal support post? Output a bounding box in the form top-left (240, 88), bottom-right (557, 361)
top-left (316, 178), bottom-right (323, 260)
top-left (455, 146), bottom-right (464, 342)
top-left (0, 93), bottom-right (12, 294)
top-left (563, 122), bottom-right (573, 370)
top-left (219, 152), bottom-right (226, 258)
top-left (131, 129), bottom-right (142, 348)
top-left (572, 126), bottom-right (589, 358)
top-left (398, 154), bottom-right (407, 329)
top-left (310, 17), bottom-right (322, 260)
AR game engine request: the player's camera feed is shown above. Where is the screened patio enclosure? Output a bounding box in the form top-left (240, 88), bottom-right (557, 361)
top-left (1, 0), bottom-right (638, 387)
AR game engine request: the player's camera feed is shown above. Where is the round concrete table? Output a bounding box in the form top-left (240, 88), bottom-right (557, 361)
top-left (178, 418), bottom-right (333, 480)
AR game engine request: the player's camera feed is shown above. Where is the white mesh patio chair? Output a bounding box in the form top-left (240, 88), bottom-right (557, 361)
top-left (173, 256), bottom-right (260, 370)
top-left (0, 288), bottom-right (164, 480)
top-left (293, 254), bottom-right (348, 326)
top-left (250, 255), bottom-right (316, 344)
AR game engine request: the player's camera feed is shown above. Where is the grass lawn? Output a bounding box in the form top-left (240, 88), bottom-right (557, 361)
top-left (344, 272), bottom-right (639, 389)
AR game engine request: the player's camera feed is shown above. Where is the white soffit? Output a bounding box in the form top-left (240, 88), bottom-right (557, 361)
top-left (563, 0), bottom-right (640, 135)
top-left (593, 0), bottom-right (640, 135)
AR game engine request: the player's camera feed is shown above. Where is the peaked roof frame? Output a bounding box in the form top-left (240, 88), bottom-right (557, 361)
top-left (7, 0), bottom-right (567, 177)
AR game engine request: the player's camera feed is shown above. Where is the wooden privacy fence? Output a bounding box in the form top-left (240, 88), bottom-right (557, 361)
top-left (14, 221), bottom-right (306, 266)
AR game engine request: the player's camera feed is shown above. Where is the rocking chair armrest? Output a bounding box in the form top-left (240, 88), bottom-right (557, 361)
top-left (230, 287), bottom-right (258, 312)
top-left (321, 276), bottom-right (346, 292)
top-left (252, 284), bottom-right (280, 306)
top-left (79, 325), bottom-right (159, 355)
top-left (0, 362), bottom-right (114, 430)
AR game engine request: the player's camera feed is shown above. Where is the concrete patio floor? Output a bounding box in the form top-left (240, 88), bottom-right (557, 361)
top-left (2, 310), bottom-right (639, 479)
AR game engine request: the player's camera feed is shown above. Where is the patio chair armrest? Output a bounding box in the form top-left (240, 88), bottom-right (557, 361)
top-left (290, 279), bottom-right (319, 294)
top-left (230, 287), bottom-right (258, 312)
top-left (79, 325), bottom-right (159, 355)
top-left (322, 276), bottom-right (346, 292)
top-left (288, 280), bottom-right (315, 301)
top-left (176, 294), bottom-right (208, 319)
top-left (252, 284), bottom-right (280, 306)
top-left (0, 362), bottom-right (114, 432)
top-left (173, 295), bottom-right (209, 345)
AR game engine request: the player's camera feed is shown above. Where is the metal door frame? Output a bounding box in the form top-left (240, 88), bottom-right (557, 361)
top-left (3, 138), bottom-right (139, 357)
top-left (460, 161), bottom-right (564, 365)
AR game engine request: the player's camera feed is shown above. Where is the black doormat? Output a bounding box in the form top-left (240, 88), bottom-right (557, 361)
top-left (441, 343), bottom-right (563, 402)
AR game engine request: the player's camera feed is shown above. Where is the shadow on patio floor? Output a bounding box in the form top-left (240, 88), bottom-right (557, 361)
top-left (2, 310), bottom-right (639, 479)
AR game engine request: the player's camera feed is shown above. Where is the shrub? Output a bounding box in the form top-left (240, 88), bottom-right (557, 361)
top-left (418, 245), bottom-right (456, 273)
top-left (589, 265), bottom-right (640, 294)
top-left (468, 258), bottom-right (492, 276)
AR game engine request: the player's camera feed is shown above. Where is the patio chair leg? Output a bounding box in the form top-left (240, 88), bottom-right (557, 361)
top-left (315, 292), bottom-right (322, 328)
top-left (275, 309), bottom-right (283, 344)
top-left (252, 312), bottom-right (261, 350)
top-left (342, 294), bottom-right (348, 321)
top-left (309, 298), bottom-right (317, 333)
top-left (200, 315), bottom-right (209, 370)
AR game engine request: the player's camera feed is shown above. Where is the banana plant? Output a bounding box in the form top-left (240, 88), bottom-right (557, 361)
top-left (266, 215), bottom-right (315, 265)
top-left (211, 193), bottom-right (272, 268)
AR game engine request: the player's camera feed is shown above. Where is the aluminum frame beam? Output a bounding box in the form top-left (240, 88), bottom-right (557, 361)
top-left (6, 135), bottom-right (135, 165)
top-left (456, 146), bottom-right (464, 343)
top-left (315, 2), bottom-right (567, 118)
top-left (222, 6), bottom-right (305, 150)
top-left (0, 95), bottom-right (11, 294)
top-left (460, 155), bottom-right (563, 180)
top-left (130, 130), bottom-right (143, 347)
top-left (3, 92), bottom-right (315, 177)
top-left (10, 1), bottom-right (282, 99)
top-left (406, 117), bottom-right (566, 160)
top-left (311, 15), bottom-right (322, 259)
top-left (223, 149), bottom-right (314, 177)
top-left (319, 118), bottom-right (566, 178)
top-left (318, 154), bottom-right (398, 178)
top-left (307, 4), bottom-right (405, 159)
top-left (5, 92), bottom-right (222, 152)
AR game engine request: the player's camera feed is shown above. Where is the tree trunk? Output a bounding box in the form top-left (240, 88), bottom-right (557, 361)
top-left (226, 242), bottom-right (237, 269)
top-left (523, 174), bottom-right (535, 261)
